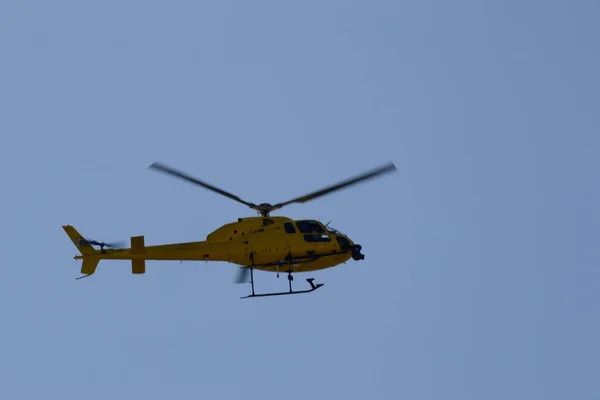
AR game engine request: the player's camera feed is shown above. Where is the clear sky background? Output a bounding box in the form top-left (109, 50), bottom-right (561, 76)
top-left (1, 1), bottom-right (598, 399)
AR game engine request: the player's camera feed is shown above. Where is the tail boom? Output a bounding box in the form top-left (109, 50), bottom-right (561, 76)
top-left (64, 225), bottom-right (237, 278)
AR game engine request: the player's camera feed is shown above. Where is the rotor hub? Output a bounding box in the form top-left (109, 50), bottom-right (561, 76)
top-left (253, 203), bottom-right (274, 217)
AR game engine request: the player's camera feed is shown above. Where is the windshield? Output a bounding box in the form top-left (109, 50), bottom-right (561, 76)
top-left (326, 225), bottom-right (345, 236)
top-left (296, 220), bottom-right (326, 234)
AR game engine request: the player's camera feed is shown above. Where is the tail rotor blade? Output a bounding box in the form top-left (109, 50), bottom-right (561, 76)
top-left (84, 239), bottom-right (126, 249)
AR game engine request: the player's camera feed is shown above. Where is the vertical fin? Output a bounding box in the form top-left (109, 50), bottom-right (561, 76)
top-left (62, 225), bottom-right (97, 255)
top-left (81, 258), bottom-right (100, 275)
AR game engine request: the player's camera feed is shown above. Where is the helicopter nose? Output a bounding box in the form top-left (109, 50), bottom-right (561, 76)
top-left (351, 244), bottom-right (365, 261)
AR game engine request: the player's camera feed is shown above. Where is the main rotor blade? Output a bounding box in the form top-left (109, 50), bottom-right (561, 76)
top-left (269, 162), bottom-right (397, 211)
top-left (148, 162), bottom-right (256, 209)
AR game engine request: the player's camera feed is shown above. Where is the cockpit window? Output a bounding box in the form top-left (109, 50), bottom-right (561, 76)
top-left (296, 220), bottom-right (325, 234)
top-left (304, 234), bottom-right (331, 243)
top-left (326, 226), bottom-right (345, 236)
top-left (336, 236), bottom-right (350, 250)
top-left (284, 222), bottom-right (296, 233)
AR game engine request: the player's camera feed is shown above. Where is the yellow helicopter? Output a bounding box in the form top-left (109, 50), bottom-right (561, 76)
top-left (63, 161), bottom-right (397, 298)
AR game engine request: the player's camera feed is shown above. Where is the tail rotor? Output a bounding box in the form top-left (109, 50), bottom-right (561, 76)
top-left (79, 238), bottom-right (126, 252)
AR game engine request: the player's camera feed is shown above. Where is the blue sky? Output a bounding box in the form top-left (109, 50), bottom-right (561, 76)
top-left (1, 1), bottom-right (598, 399)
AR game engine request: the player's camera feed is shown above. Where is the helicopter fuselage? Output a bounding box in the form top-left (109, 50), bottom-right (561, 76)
top-left (67, 216), bottom-right (364, 275)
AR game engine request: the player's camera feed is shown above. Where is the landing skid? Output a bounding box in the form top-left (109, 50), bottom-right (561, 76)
top-left (241, 268), bottom-right (324, 299)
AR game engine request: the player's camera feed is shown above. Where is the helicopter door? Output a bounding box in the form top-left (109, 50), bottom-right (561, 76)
top-left (282, 222), bottom-right (300, 260)
top-left (294, 220), bottom-right (333, 256)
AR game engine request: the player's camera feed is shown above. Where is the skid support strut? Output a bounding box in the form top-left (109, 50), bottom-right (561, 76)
top-left (241, 269), bottom-right (324, 299)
